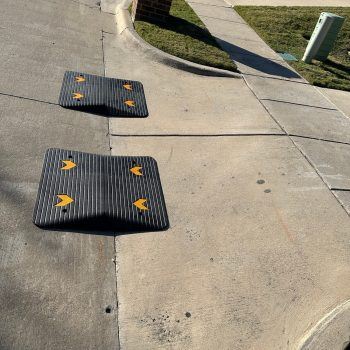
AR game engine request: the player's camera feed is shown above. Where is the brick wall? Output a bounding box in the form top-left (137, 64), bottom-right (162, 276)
top-left (131, 0), bottom-right (172, 23)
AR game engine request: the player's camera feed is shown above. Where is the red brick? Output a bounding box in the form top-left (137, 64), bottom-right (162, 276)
top-left (132, 0), bottom-right (172, 23)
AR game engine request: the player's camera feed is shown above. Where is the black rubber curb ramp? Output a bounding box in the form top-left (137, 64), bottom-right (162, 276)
top-left (58, 71), bottom-right (148, 117)
top-left (33, 149), bottom-right (169, 232)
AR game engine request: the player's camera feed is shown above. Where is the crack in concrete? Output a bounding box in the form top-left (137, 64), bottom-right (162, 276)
top-left (243, 72), bottom-right (309, 83)
top-left (289, 134), bottom-right (350, 146)
top-left (239, 76), bottom-right (350, 216)
top-left (200, 15), bottom-right (249, 24)
top-left (187, 1), bottom-right (231, 8)
top-left (0, 91), bottom-right (58, 106)
top-left (260, 98), bottom-right (338, 111)
top-left (102, 27), bottom-right (121, 349)
top-left (110, 133), bottom-right (286, 137)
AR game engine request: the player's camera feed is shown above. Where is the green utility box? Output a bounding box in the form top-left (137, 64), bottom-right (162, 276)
top-left (302, 12), bottom-right (345, 63)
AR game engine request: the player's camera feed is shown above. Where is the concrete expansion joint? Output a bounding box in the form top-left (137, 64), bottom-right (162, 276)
top-left (114, 3), bottom-right (242, 78)
top-left (260, 98), bottom-right (338, 111)
top-left (239, 76), bottom-right (350, 216)
top-left (200, 14), bottom-right (249, 24)
top-left (288, 136), bottom-right (350, 211)
top-left (187, 1), bottom-right (231, 8)
top-left (317, 86), bottom-right (350, 120)
top-left (243, 72), bottom-right (310, 83)
top-left (110, 133), bottom-right (287, 137)
top-left (289, 134), bottom-right (350, 147)
top-left (0, 91), bottom-right (58, 106)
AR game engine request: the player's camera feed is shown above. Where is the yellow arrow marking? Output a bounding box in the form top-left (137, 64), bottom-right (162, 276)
top-left (133, 198), bottom-right (148, 211)
top-left (123, 83), bottom-right (132, 91)
top-left (61, 160), bottom-right (76, 170)
top-left (55, 194), bottom-right (74, 207)
top-left (75, 76), bottom-right (85, 83)
top-left (72, 92), bottom-right (84, 100)
top-left (130, 166), bottom-right (143, 176)
top-left (124, 100), bottom-right (135, 107)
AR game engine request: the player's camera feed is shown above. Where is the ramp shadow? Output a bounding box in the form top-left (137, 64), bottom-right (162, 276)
top-left (60, 105), bottom-right (148, 118)
top-left (35, 218), bottom-right (170, 236)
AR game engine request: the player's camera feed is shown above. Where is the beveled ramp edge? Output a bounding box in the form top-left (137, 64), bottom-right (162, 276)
top-left (33, 148), bottom-right (169, 233)
top-left (58, 71), bottom-right (149, 118)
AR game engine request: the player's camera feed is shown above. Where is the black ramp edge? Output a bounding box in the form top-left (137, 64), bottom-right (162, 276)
top-left (33, 149), bottom-right (169, 232)
top-left (58, 71), bottom-right (148, 118)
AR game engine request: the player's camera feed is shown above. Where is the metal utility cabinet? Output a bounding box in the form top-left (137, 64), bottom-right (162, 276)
top-left (302, 12), bottom-right (345, 64)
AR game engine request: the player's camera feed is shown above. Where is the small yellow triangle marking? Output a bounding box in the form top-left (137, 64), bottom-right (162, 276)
top-left (55, 194), bottom-right (74, 207)
top-left (75, 76), bottom-right (85, 83)
top-left (123, 83), bottom-right (132, 91)
top-left (124, 100), bottom-right (135, 107)
top-left (130, 166), bottom-right (143, 176)
top-left (133, 198), bottom-right (148, 211)
top-left (72, 92), bottom-right (84, 99)
top-left (61, 160), bottom-right (76, 170)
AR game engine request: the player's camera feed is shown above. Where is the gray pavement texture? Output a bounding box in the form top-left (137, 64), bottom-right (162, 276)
top-left (107, 2), bottom-right (349, 348)
top-left (1, 0), bottom-right (350, 349)
top-left (319, 88), bottom-right (350, 119)
top-left (111, 135), bottom-right (350, 350)
top-left (187, 0), bottom-right (350, 215)
top-left (0, 1), bottom-right (119, 349)
top-left (104, 35), bottom-right (282, 136)
top-left (293, 137), bottom-right (350, 190)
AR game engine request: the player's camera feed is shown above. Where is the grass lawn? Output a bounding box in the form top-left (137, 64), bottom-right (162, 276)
top-left (133, 0), bottom-right (237, 72)
top-left (235, 6), bottom-right (350, 91)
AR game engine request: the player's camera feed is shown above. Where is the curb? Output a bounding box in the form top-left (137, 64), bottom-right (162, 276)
top-left (115, 4), bottom-right (242, 78)
top-left (297, 299), bottom-right (350, 350)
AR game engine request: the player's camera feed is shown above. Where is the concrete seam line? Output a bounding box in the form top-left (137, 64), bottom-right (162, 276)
top-left (259, 98), bottom-right (338, 111)
top-left (229, 7), bottom-right (349, 118)
top-left (240, 74), bottom-right (350, 217)
top-left (316, 87), bottom-right (350, 121)
top-left (297, 299), bottom-right (350, 350)
top-left (187, 1), bottom-right (230, 8)
top-left (243, 73), bottom-right (310, 85)
top-left (110, 133), bottom-right (286, 137)
top-left (114, 8), bottom-right (242, 78)
top-left (288, 134), bottom-right (350, 147)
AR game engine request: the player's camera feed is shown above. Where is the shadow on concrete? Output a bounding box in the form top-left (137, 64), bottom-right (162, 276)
top-left (36, 221), bottom-right (169, 236)
top-left (144, 15), bottom-right (300, 79)
top-left (0, 176), bottom-right (166, 237)
top-left (61, 105), bottom-right (148, 119)
top-left (214, 37), bottom-right (301, 79)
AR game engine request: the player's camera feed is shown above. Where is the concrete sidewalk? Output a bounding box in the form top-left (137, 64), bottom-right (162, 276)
top-left (188, 0), bottom-right (350, 211)
top-left (0, 1), bottom-right (119, 349)
top-left (319, 87), bottom-right (350, 118)
top-left (106, 4), bottom-right (350, 350)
